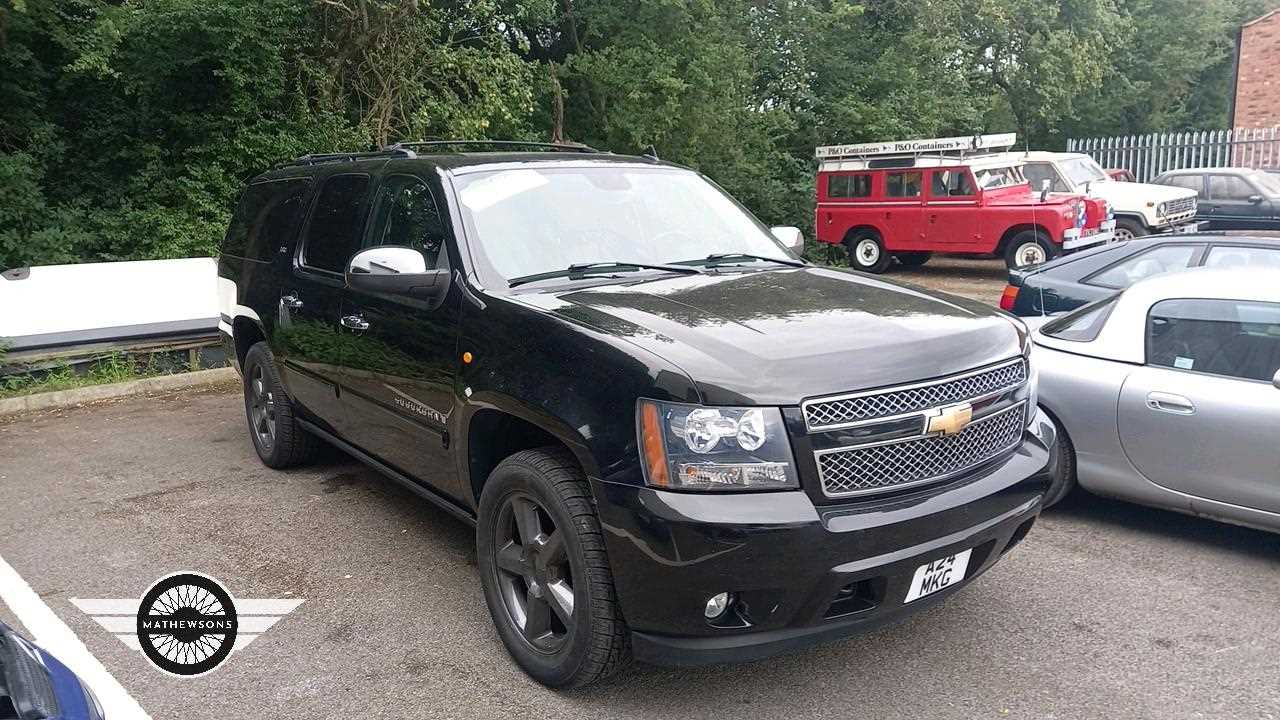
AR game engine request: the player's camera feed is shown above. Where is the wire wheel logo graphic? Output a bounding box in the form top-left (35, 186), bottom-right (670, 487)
top-left (136, 573), bottom-right (238, 676)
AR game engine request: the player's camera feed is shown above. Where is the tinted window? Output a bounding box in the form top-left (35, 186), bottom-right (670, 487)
top-left (1148, 299), bottom-right (1280, 382)
top-left (886, 172), bottom-right (922, 198)
top-left (930, 170), bottom-right (975, 197)
top-left (828, 174), bottom-right (871, 199)
top-left (1162, 174), bottom-right (1204, 197)
top-left (1042, 294), bottom-right (1119, 342)
top-left (1088, 244), bottom-right (1199, 288)
top-left (1208, 174), bottom-right (1256, 201)
top-left (1205, 245), bottom-right (1280, 270)
top-left (301, 174), bottom-right (371, 273)
top-left (365, 175), bottom-right (447, 266)
top-left (222, 179), bottom-right (309, 261)
top-left (1022, 162), bottom-right (1069, 192)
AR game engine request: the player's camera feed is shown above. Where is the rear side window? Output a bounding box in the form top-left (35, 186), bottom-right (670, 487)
top-left (301, 174), bottom-right (371, 273)
top-left (885, 172), bottom-right (922, 198)
top-left (930, 170), bottom-right (975, 197)
top-left (828, 174), bottom-right (871, 199)
top-left (1087, 244), bottom-right (1200, 289)
top-left (1042, 294), bottom-right (1119, 342)
top-left (1205, 245), bottom-right (1280, 270)
top-left (1162, 174), bottom-right (1204, 197)
top-left (1148, 299), bottom-right (1280, 382)
top-left (222, 179), bottom-right (310, 261)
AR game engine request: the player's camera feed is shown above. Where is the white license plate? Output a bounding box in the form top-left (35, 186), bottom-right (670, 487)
top-left (904, 549), bottom-right (972, 603)
top-left (1174, 222), bottom-right (1202, 234)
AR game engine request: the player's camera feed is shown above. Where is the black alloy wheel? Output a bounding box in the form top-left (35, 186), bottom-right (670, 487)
top-left (248, 362), bottom-right (277, 452)
top-left (493, 492), bottom-right (575, 654)
top-left (241, 342), bottom-right (318, 468)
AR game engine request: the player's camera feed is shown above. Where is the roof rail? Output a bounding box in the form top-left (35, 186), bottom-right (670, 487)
top-left (288, 148), bottom-right (418, 167)
top-left (384, 140), bottom-right (601, 154)
top-left (816, 133), bottom-right (1017, 161)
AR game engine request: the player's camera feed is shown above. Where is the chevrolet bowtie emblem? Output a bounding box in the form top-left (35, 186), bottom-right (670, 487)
top-left (926, 403), bottom-right (973, 436)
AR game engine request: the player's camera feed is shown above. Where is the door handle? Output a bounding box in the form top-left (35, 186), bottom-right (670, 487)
top-left (280, 294), bottom-right (304, 310)
top-left (340, 314), bottom-right (370, 331)
top-left (1146, 392), bottom-right (1195, 415)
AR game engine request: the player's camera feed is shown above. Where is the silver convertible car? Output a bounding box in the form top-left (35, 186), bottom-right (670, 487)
top-left (1032, 268), bottom-right (1280, 532)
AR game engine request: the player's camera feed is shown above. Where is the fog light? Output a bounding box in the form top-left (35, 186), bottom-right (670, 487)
top-left (704, 592), bottom-right (732, 619)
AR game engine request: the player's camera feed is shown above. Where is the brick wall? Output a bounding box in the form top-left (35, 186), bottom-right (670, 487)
top-left (1235, 10), bottom-right (1280, 128)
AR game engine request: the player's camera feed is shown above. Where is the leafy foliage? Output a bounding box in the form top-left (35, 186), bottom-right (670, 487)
top-left (0, 0), bottom-right (1275, 269)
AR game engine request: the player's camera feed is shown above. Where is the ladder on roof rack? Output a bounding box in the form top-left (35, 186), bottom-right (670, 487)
top-left (815, 133), bottom-right (1017, 161)
top-left (384, 140), bottom-right (601, 154)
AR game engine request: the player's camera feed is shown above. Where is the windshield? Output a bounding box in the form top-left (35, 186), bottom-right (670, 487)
top-left (973, 165), bottom-right (1027, 190)
top-left (453, 166), bottom-right (794, 285)
top-left (1060, 156), bottom-right (1108, 186)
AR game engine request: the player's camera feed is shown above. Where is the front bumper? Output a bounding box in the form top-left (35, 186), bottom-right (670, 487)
top-left (593, 408), bottom-right (1058, 666)
top-left (1063, 219), bottom-right (1116, 249)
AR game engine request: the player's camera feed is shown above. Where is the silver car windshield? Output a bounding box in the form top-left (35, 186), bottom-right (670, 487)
top-left (453, 166), bottom-right (793, 284)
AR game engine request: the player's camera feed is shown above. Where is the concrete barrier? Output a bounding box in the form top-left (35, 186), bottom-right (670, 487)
top-left (0, 367), bottom-right (238, 418)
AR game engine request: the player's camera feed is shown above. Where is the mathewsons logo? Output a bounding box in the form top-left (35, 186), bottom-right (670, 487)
top-left (70, 573), bottom-right (303, 677)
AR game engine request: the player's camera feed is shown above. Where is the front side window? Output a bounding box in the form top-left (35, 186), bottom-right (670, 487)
top-left (1042, 294), bottom-right (1120, 343)
top-left (1088, 244), bottom-right (1200, 289)
top-left (365, 175), bottom-right (446, 267)
top-left (453, 166), bottom-right (793, 285)
top-left (1148, 298), bottom-right (1280, 382)
top-left (1022, 162), bottom-right (1069, 193)
top-left (930, 170), bottom-right (975, 197)
top-left (1205, 245), bottom-right (1280, 270)
top-left (1207, 174), bottom-right (1257, 201)
top-left (301, 174), bottom-right (371, 273)
top-left (885, 171), bottom-right (923, 198)
top-left (828, 174), bottom-right (871, 199)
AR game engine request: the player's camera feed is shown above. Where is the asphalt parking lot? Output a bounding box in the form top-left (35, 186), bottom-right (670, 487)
top-left (3, 364), bottom-right (1280, 719)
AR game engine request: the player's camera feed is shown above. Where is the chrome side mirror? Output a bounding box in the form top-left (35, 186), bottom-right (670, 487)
top-left (1249, 194), bottom-right (1264, 205)
top-left (770, 226), bottom-right (805, 255)
top-left (345, 246), bottom-right (449, 302)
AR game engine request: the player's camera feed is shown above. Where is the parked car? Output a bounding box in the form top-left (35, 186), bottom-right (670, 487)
top-left (1033, 268), bottom-right (1280, 530)
top-left (219, 140), bottom-right (1057, 687)
top-left (0, 621), bottom-right (104, 719)
top-left (815, 134), bottom-right (1113, 271)
top-left (1152, 167), bottom-right (1280, 230)
top-left (998, 151), bottom-right (1200, 240)
top-left (1000, 235), bottom-right (1280, 316)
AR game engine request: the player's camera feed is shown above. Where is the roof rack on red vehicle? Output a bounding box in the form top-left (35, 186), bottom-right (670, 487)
top-left (816, 133), bottom-right (1017, 164)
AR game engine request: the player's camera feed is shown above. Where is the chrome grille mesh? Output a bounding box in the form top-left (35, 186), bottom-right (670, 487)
top-left (1166, 196), bottom-right (1196, 216)
top-left (816, 403), bottom-right (1025, 498)
top-left (802, 359), bottom-right (1026, 431)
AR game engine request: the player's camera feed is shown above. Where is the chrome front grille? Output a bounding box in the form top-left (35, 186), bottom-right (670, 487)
top-left (802, 358), bottom-right (1026, 432)
top-left (1166, 196), bottom-right (1196, 216)
top-left (815, 402), bottom-right (1026, 498)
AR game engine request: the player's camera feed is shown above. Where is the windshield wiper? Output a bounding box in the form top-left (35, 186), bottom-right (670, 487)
top-left (679, 253), bottom-right (806, 268)
top-left (508, 261), bottom-right (704, 288)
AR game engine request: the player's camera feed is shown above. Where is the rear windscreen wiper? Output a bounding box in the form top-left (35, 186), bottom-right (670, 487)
top-left (508, 262), bottom-right (704, 288)
top-left (680, 253), bottom-right (806, 268)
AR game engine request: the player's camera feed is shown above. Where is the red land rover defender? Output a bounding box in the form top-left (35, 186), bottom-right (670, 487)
top-left (814, 134), bottom-right (1114, 271)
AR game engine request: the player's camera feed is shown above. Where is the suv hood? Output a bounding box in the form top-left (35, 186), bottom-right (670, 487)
top-left (511, 267), bottom-right (1022, 405)
top-left (1082, 179), bottom-right (1196, 208)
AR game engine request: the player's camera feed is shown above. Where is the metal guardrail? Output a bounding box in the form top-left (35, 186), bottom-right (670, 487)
top-left (1067, 128), bottom-right (1280, 182)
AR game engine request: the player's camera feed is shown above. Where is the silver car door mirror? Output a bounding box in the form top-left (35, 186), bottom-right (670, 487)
top-left (1273, 368), bottom-right (1280, 390)
top-left (770, 226), bottom-right (805, 255)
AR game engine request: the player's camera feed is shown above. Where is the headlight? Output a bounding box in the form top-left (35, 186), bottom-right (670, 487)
top-left (1158, 201), bottom-right (1168, 215)
top-left (637, 400), bottom-right (798, 491)
top-left (1024, 339), bottom-right (1039, 427)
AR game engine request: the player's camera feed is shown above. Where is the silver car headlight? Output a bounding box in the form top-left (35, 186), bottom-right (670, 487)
top-left (1157, 201), bottom-right (1169, 216)
top-left (637, 400), bottom-right (798, 491)
top-left (1024, 339), bottom-right (1039, 427)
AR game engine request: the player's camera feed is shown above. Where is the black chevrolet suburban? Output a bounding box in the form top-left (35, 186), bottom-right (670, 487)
top-left (217, 141), bottom-right (1057, 687)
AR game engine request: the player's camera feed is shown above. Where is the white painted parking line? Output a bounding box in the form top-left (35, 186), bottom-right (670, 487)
top-left (0, 554), bottom-right (152, 720)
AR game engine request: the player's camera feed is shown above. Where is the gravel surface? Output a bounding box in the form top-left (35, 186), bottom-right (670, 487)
top-left (2, 385), bottom-right (1278, 720)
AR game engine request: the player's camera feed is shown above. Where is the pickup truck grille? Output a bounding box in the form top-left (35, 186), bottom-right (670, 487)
top-left (1166, 196), bottom-right (1196, 216)
top-left (801, 358), bottom-right (1026, 432)
top-left (815, 402), bottom-right (1026, 498)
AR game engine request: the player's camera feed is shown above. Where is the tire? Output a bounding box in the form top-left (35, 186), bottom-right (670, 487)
top-left (844, 230), bottom-right (892, 273)
top-left (1003, 230), bottom-right (1056, 271)
top-left (477, 447), bottom-right (631, 687)
top-left (241, 342), bottom-right (318, 469)
top-left (1113, 218), bottom-right (1147, 242)
top-left (895, 252), bottom-right (932, 267)
top-left (1042, 423), bottom-right (1077, 509)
